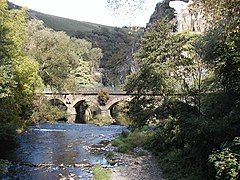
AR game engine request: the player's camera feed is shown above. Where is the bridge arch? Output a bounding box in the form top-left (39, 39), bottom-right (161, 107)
top-left (48, 98), bottom-right (68, 111)
top-left (105, 96), bottom-right (133, 110)
top-left (72, 97), bottom-right (99, 109)
top-left (72, 97), bottom-right (101, 123)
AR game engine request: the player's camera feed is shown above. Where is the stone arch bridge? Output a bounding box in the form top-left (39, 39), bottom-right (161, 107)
top-left (43, 90), bottom-right (133, 123)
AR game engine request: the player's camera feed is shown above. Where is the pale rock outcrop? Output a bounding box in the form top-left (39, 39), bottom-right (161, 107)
top-left (170, 0), bottom-right (207, 33)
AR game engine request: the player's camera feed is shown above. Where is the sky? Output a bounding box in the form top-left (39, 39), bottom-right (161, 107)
top-left (10, 0), bottom-right (163, 27)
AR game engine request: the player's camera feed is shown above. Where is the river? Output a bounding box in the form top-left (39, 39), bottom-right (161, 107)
top-left (1, 123), bottom-right (126, 180)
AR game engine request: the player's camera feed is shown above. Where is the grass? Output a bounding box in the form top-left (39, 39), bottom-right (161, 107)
top-left (112, 127), bottom-right (155, 153)
top-left (92, 164), bottom-right (111, 180)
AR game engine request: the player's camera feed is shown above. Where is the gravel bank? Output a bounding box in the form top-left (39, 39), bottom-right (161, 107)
top-left (110, 153), bottom-right (165, 180)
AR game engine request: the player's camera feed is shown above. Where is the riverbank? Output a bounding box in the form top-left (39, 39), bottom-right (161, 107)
top-left (110, 152), bottom-right (164, 180)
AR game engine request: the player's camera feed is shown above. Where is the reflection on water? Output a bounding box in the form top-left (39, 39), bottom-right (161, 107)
top-left (2, 123), bottom-right (125, 180)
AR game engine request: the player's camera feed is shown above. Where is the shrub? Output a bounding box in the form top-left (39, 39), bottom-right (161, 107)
top-left (112, 127), bottom-right (154, 153)
top-left (89, 114), bottom-right (113, 126)
top-left (98, 89), bottom-right (109, 106)
top-left (30, 96), bottom-right (69, 123)
top-left (111, 101), bottom-right (133, 126)
top-left (209, 137), bottom-right (240, 180)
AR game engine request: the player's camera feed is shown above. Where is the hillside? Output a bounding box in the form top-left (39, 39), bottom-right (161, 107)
top-left (28, 10), bottom-right (115, 35)
top-left (8, 1), bottom-right (141, 86)
top-left (8, 2), bottom-right (113, 34)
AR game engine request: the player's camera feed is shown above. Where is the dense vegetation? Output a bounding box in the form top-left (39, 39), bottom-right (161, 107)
top-left (25, 19), bottom-right (102, 90)
top-left (119, 0), bottom-right (240, 179)
top-left (0, 0), bottom-right (103, 154)
top-left (0, 1), bottom-right (42, 152)
top-left (8, 1), bottom-right (143, 86)
top-left (1, 0), bottom-right (239, 179)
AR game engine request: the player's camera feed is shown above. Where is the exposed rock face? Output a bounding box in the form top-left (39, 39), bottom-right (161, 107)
top-left (170, 0), bottom-right (207, 33)
top-left (148, 0), bottom-right (189, 27)
top-left (147, 0), bottom-right (175, 27)
top-left (149, 0), bottom-right (206, 33)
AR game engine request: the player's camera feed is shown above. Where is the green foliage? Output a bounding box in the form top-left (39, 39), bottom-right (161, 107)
top-left (30, 96), bottom-right (69, 123)
top-left (194, 0), bottom-right (240, 23)
top-left (0, 0), bottom-right (43, 153)
top-left (17, 5), bottom-right (141, 86)
top-left (209, 137), bottom-right (240, 180)
top-left (123, 1), bottom-right (240, 179)
top-left (25, 19), bottom-right (102, 90)
top-left (111, 101), bottom-right (133, 125)
top-left (105, 151), bottom-right (114, 159)
top-left (195, 0), bottom-right (240, 94)
top-left (98, 89), bottom-right (110, 106)
top-left (124, 19), bottom-right (209, 138)
top-left (89, 114), bottom-right (113, 126)
top-left (158, 150), bottom-right (202, 180)
top-left (125, 19), bottom-right (204, 99)
top-left (92, 164), bottom-right (111, 180)
top-left (112, 128), bottom-right (154, 153)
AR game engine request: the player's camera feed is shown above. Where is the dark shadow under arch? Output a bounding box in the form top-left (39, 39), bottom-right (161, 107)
top-left (73, 100), bottom-right (87, 124)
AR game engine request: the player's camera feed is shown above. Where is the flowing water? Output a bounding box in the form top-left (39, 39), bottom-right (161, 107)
top-left (2, 123), bottom-right (126, 180)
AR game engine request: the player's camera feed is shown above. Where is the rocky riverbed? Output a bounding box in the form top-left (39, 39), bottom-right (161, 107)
top-left (0, 123), bottom-right (164, 180)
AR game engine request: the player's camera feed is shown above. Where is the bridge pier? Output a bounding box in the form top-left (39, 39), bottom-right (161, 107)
top-left (67, 106), bottom-right (76, 123)
top-left (100, 109), bottom-right (111, 117)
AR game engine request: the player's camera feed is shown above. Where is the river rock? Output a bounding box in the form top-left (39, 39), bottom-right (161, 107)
top-left (121, 129), bottom-right (130, 137)
top-left (58, 173), bottom-right (64, 178)
top-left (107, 159), bottom-right (118, 166)
top-left (133, 147), bottom-right (149, 156)
top-left (74, 162), bottom-right (91, 168)
top-left (69, 173), bottom-right (76, 177)
top-left (99, 140), bottom-right (110, 146)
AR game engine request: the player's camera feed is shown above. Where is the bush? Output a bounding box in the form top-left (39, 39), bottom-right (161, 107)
top-left (89, 114), bottom-right (114, 126)
top-left (209, 137), bottom-right (240, 180)
top-left (112, 128), bottom-right (154, 153)
top-left (111, 101), bottom-right (133, 126)
top-left (30, 96), bottom-right (69, 123)
top-left (159, 149), bottom-right (202, 180)
top-left (98, 89), bottom-right (109, 106)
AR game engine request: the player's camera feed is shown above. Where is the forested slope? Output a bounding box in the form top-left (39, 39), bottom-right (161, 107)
top-left (8, 1), bottom-right (141, 86)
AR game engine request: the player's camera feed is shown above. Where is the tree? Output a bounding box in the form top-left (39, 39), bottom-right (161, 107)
top-left (194, 2), bottom-right (240, 178)
top-left (25, 20), bottom-right (74, 89)
top-left (125, 19), bottom-right (205, 125)
top-left (0, 1), bottom-right (42, 122)
top-left (126, 19), bottom-right (203, 96)
top-left (25, 19), bottom-right (102, 90)
top-left (0, 0), bottom-right (43, 151)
